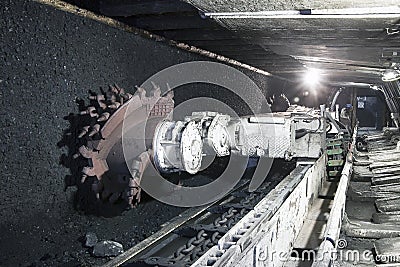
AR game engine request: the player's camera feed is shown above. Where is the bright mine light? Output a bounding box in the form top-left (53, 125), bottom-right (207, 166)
top-left (303, 68), bottom-right (322, 88)
top-left (382, 68), bottom-right (400, 82)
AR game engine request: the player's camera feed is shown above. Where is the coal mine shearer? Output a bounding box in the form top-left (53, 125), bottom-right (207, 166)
top-left (2, 0), bottom-right (400, 266)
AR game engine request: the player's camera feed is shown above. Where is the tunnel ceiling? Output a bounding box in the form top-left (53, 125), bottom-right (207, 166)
top-left (92, 0), bottom-right (400, 86)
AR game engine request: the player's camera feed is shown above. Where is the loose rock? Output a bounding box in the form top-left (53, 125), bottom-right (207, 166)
top-left (92, 241), bottom-right (124, 257)
top-left (84, 232), bottom-right (98, 248)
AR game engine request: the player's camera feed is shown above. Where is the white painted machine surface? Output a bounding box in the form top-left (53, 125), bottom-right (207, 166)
top-left (153, 105), bottom-right (326, 174)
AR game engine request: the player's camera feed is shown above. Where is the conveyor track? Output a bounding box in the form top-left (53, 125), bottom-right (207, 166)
top-left (102, 161), bottom-right (296, 267)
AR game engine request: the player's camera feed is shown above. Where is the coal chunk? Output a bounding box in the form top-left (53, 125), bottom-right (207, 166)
top-left (92, 241), bottom-right (123, 257)
top-left (84, 232), bottom-right (98, 248)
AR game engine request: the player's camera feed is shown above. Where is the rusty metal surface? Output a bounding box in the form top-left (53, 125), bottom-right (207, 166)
top-left (75, 84), bottom-right (174, 208)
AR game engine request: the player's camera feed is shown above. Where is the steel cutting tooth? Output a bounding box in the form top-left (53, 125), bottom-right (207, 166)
top-left (136, 188), bottom-right (141, 204)
top-left (113, 94), bottom-right (123, 104)
top-left (127, 194), bottom-right (134, 208)
top-left (114, 83), bottom-right (124, 94)
top-left (108, 102), bottom-right (121, 109)
top-left (80, 106), bottom-right (98, 118)
top-left (127, 181), bottom-right (136, 206)
top-left (109, 84), bottom-right (119, 94)
top-left (79, 106), bottom-right (92, 115)
top-left (90, 180), bottom-right (102, 200)
top-left (88, 124), bottom-right (100, 137)
top-left (97, 100), bottom-right (107, 110)
top-left (109, 94), bottom-right (117, 103)
top-left (88, 94), bottom-right (107, 110)
top-left (105, 90), bottom-right (115, 100)
top-left (78, 126), bottom-right (90, 138)
top-left (88, 107), bottom-right (99, 118)
top-left (89, 94), bottom-right (105, 101)
top-left (121, 93), bottom-right (132, 101)
top-left (79, 145), bottom-right (94, 159)
top-left (97, 112), bottom-right (110, 122)
top-left (81, 174), bottom-right (88, 183)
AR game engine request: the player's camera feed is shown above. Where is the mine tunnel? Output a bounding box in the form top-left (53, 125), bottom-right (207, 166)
top-left (1, 0), bottom-right (400, 266)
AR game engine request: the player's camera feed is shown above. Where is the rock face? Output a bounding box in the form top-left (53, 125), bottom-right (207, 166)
top-left (0, 0), bottom-right (272, 266)
top-left (84, 232), bottom-right (98, 248)
top-left (92, 241), bottom-right (124, 257)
